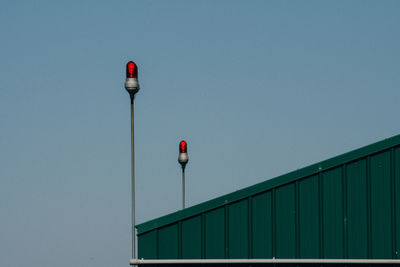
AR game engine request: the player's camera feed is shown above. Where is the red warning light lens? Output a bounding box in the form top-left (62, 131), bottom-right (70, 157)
top-left (179, 140), bottom-right (187, 153)
top-left (126, 61), bottom-right (138, 78)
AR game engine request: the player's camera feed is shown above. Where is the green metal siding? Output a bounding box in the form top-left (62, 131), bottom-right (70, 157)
top-left (298, 175), bottom-right (319, 259)
top-left (181, 216), bottom-right (202, 259)
top-left (347, 159), bottom-right (368, 259)
top-left (158, 223), bottom-right (178, 259)
top-left (322, 167), bottom-right (343, 259)
top-left (137, 134), bottom-right (400, 260)
top-left (205, 208), bottom-right (225, 259)
top-left (370, 152), bottom-right (392, 258)
top-left (228, 199), bottom-right (249, 259)
top-left (251, 192), bottom-right (272, 258)
top-left (138, 230), bottom-right (158, 259)
top-left (275, 183), bottom-right (296, 259)
top-left (395, 148), bottom-right (400, 259)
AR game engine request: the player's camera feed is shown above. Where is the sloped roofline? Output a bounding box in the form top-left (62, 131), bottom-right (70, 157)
top-left (137, 134), bottom-right (400, 235)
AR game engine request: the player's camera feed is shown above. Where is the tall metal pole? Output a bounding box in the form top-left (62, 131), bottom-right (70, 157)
top-left (125, 60), bottom-right (139, 262)
top-left (130, 95), bottom-right (136, 260)
top-left (182, 167), bottom-right (185, 209)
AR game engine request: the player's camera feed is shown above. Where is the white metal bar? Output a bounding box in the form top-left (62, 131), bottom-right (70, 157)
top-left (130, 258), bottom-right (400, 265)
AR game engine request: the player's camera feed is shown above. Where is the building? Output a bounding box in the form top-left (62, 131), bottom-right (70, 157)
top-left (135, 134), bottom-right (400, 266)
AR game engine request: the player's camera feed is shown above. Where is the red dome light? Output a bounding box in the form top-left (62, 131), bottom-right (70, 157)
top-left (126, 61), bottom-right (138, 78)
top-left (179, 140), bottom-right (187, 153)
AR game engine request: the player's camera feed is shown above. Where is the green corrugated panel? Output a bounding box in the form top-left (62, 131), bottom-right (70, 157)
top-left (138, 230), bottom-right (158, 259)
top-left (228, 199), bottom-right (249, 259)
top-left (205, 208), bottom-right (225, 259)
top-left (299, 175), bottom-right (319, 258)
top-left (275, 183), bottom-right (296, 258)
top-left (370, 151), bottom-right (392, 258)
top-left (158, 224), bottom-right (178, 259)
top-left (182, 216), bottom-right (202, 259)
top-left (322, 167), bottom-right (343, 259)
top-left (251, 192), bottom-right (272, 258)
top-left (395, 148), bottom-right (400, 259)
top-left (347, 159), bottom-right (368, 259)
top-left (137, 134), bottom-right (400, 261)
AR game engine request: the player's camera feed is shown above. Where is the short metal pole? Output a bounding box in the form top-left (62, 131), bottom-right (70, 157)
top-left (182, 167), bottom-right (185, 209)
top-left (130, 95), bottom-right (136, 260)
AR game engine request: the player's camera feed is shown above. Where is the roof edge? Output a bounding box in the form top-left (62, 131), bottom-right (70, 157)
top-left (137, 134), bottom-right (400, 235)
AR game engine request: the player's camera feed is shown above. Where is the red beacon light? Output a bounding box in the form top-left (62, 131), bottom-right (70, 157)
top-left (179, 140), bottom-right (187, 153)
top-left (126, 61), bottom-right (138, 78)
top-left (125, 61), bottom-right (140, 97)
top-left (178, 140), bottom-right (189, 167)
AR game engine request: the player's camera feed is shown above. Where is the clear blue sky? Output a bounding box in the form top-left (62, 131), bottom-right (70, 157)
top-left (1, 1), bottom-right (399, 266)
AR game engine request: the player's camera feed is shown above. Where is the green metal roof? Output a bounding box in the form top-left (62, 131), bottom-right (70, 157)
top-left (137, 134), bottom-right (400, 235)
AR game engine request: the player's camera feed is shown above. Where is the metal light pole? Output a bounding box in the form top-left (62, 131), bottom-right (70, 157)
top-left (182, 167), bottom-right (185, 209)
top-left (125, 61), bottom-right (140, 260)
top-left (178, 140), bottom-right (188, 209)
